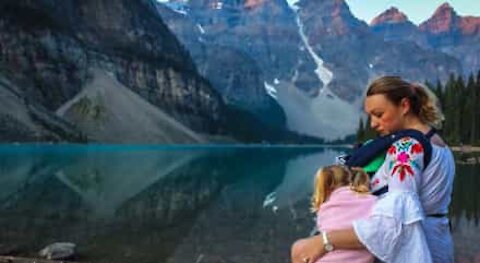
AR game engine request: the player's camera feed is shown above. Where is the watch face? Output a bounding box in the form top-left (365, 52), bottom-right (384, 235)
top-left (325, 243), bottom-right (334, 252)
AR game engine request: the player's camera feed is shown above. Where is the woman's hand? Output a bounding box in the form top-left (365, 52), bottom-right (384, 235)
top-left (291, 234), bottom-right (325, 263)
top-left (291, 228), bottom-right (364, 263)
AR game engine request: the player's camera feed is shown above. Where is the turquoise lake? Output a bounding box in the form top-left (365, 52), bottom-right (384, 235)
top-left (0, 145), bottom-right (478, 263)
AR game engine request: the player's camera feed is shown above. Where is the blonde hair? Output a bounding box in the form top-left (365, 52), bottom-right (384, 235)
top-left (311, 165), bottom-right (370, 212)
top-left (366, 76), bottom-right (444, 129)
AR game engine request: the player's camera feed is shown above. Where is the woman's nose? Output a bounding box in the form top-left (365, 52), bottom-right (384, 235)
top-left (370, 118), bottom-right (378, 129)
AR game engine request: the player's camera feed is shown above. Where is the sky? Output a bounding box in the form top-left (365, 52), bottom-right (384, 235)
top-left (344, 0), bottom-right (480, 25)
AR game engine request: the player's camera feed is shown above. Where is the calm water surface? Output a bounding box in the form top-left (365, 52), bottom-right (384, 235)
top-left (0, 145), bottom-right (478, 263)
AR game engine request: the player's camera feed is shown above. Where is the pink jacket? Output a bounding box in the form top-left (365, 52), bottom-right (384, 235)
top-left (316, 186), bottom-right (377, 263)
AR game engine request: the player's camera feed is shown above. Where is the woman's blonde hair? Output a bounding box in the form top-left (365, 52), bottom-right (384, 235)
top-left (311, 165), bottom-right (370, 212)
top-left (366, 76), bottom-right (444, 129)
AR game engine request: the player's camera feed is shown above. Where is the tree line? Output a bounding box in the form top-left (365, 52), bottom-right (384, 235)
top-left (356, 71), bottom-right (480, 146)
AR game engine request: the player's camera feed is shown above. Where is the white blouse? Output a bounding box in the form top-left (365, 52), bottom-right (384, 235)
top-left (352, 137), bottom-right (455, 263)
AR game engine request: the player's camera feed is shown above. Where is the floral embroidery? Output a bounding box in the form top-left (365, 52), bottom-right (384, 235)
top-left (387, 137), bottom-right (422, 182)
top-left (411, 143), bottom-right (423, 154)
top-left (397, 152), bottom-right (410, 163)
top-left (387, 146), bottom-right (396, 155)
top-left (396, 137), bottom-right (414, 152)
top-left (392, 161), bottom-right (414, 182)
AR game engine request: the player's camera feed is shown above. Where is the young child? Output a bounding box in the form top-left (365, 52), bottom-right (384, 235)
top-left (311, 165), bottom-right (377, 263)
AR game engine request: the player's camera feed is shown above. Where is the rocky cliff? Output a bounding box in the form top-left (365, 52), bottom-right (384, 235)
top-left (370, 7), bottom-right (429, 48)
top-left (155, 1), bottom-right (286, 130)
top-left (371, 2), bottom-right (480, 75)
top-left (297, 0), bottom-right (462, 101)
top-left (0, 0), bottom-right (226, 143)
top-left (419, 3), bottom-right (480, 73)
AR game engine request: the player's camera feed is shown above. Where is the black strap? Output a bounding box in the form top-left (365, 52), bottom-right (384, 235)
top-left (372, 186), bottom-right (388, 196)
top-left (425, 127), bottom-right (436, 139)
top-left (427, 213), bottom-right (447, 218)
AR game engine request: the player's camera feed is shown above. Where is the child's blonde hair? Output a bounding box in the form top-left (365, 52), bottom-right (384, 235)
top-left (311, 165), bottom-right (370, 212)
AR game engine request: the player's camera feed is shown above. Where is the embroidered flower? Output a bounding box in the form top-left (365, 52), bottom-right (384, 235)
top-left (397, 138), bottom-right (413, 152)
top-left (387, 145), bottom-right (396, 155)
top-left (392, 148), bottom-right (417, 181)
top-left (397, 151), bottom-right (410, 163)
top-left (411, 143), bottom-right (423, 154)
top-left (392, 163), bottom-right (414, 182)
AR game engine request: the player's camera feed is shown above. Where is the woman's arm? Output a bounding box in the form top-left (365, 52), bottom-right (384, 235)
top-left (291, 227), bottom-right (365, 263)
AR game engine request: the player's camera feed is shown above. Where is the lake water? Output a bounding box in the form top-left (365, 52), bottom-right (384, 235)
top-left (0, 145), bottom-right (478, 263)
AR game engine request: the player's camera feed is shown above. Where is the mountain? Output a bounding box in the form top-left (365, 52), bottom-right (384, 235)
top-left (157, 0), bottom-right (357, 140)
top-left (154, 1), bottom-right (286, 131)
top-left (370, 7), bottom-right (429, 48)
top-left (297, 0), bottom-right (461, 101)
top-left (419, 2), bottom-right (480, 72)
top-left (1, 0), bottom-right (475, 142)
top-left (0, 0), bottom-right (226, 143)
top-left (419, 3), bottom-right (477, 42)
top-left (0, 75), bottom-right (85, 142)
top-left (371, 6), bottom-right (409, 25)
top-left (185, 0), bottom-right (321, 94)
top-left (155, 0), bottom-right (465, 141)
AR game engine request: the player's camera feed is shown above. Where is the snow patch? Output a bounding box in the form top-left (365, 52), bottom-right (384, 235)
top-left (160, 1), bottom-right (189, 15)
top-left (196, 24), bottom-right (205, 34)
top-left (214, 1), bottom-right (223, 9)
top-left (293, 10), bottom-right (333, 89)
top-left (264, 82), bottom-right (278, 100)
top-left (287, 0), bottom-right (300, 11)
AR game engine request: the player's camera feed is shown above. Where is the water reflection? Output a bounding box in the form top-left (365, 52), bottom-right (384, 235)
top-left (0, 145), bottom-right (333, 262)
top-left (450, 153), bottom-right (480, 263)
top-left (263, 149), bottom-right (341, 211)
top-left (0, 146), bottom-right (478, 262)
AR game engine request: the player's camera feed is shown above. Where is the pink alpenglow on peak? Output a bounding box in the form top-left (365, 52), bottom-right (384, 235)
top-left (419, 2), bottom-right (480, 35)
top-left (370, 7), bottom-right (409, 26)
top-left (419, 2), bottom-right (457, 33)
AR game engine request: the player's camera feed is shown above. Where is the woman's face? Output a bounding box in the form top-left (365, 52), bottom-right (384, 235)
top-left (364, 94), bottom-right (409, 136)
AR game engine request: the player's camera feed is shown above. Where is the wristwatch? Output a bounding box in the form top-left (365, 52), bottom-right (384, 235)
top-left (322, 231), bottom-right (334, 252)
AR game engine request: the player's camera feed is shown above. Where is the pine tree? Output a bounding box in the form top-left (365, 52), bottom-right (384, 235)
top-left (443, 74), bottom-right (456, 143)
top-left (435, 79), bottom-right (444, 109)
top-left (454, 76), bottom-right (465, 144)
top-left (356, 117), bottom-right (365, 143)
top-left (475, 70), bottom-right (480, 145)
top-left (466, 73), bottom-right (476, 144)
top-left (364, 116), bottom-right (377, 141)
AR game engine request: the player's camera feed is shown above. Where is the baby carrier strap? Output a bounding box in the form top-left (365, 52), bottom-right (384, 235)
top-left (345, 128), bottom-right (435, 196)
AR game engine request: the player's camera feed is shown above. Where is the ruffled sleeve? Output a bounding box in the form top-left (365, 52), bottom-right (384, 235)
top-left (352, 137), bottom-right (433, 263)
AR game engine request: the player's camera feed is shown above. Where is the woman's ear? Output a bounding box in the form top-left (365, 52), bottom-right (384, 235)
top-left (400, 97), bottom-right (411, 116)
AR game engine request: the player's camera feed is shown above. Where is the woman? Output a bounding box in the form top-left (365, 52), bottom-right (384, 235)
top-left (291, 76), bottom-right (455, 263)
